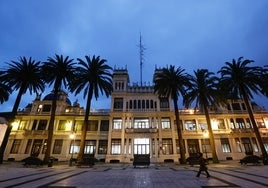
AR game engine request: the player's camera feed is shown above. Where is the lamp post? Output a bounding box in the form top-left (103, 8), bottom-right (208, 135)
top-left (69, 132), bottom-right (75, 166)
top-left (202, 130), bottom-right (209, 159)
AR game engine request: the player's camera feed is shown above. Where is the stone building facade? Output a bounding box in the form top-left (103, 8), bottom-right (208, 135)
top-left (4, 68), bottom-right (268, 163)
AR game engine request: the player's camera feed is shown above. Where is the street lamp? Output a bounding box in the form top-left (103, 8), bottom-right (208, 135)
top-left (69, 132), bottom-right (76, 166)
top-left (202, 130), bottom-right (209, 159)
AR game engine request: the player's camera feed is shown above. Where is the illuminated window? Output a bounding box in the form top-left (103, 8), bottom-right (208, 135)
top-left (69, 140), bottom-right (80, 154)
top-left (113, 119), bottom-right (122, 129)
top-left (98, 140), bottom-right (108, 154)
top-left (134, 118), bottom-right (149, 129)
top-left (161, 118), bottom-right (171, 129)
top-left (185, 120), bottom-right (196, 130)
top-left (220, 138), bottom-right (231, 153)
top-left (162, 139), bottom-right (173, 155)
top-left (111, 139), bottom-right (121, 154)
top-left (58, 120), bottom-right (67, 130)
top-left (84, 140), bottom-right (96, 154)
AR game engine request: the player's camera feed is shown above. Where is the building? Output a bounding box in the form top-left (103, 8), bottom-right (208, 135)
top-left (3, 68), bottom-right (268, 163)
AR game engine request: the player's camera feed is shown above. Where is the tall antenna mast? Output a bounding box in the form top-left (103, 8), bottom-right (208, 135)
top-left (139, 33), bottom-right (145, 86)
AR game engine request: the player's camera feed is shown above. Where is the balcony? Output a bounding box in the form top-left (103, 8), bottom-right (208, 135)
top-left (125, 128), bottom-right (158, 133)
top-left (23, 130), bottom-right (48, 135)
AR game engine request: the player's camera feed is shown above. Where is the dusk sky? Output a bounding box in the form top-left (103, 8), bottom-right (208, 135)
top-left (1, 0), bottom-right (268, 112)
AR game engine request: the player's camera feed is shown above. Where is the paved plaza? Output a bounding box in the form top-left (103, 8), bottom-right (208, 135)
top-left (0, 161), bottom-right (268, 188)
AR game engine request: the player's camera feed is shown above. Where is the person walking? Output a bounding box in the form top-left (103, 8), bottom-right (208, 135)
top-left (196, 153), bottom-right (210, 178)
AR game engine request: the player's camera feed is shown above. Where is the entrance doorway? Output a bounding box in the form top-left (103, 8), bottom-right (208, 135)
top-left (187, 139), bottom-right (200, 156)
top-left (133, 138), bottom-right (150, 154)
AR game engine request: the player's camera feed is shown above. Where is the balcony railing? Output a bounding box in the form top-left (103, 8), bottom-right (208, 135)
top-left (125, 128), bottom-right (158, 133)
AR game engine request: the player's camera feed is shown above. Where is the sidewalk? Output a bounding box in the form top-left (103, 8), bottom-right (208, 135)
top-left (1, 160), bottom-right (268, 188)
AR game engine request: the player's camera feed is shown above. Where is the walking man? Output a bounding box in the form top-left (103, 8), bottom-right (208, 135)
top-left (196, 153), bottom-right (210, 178)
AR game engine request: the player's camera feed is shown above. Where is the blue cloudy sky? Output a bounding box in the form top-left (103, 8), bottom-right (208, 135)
top-left (1, 0), bottom-right (268, 112)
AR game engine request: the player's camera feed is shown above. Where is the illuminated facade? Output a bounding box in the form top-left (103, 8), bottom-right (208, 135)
top-left (3, 68), bottom-right (268, 163)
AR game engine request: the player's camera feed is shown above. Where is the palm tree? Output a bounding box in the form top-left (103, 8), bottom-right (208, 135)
top-left (184, 69), bottom-right (221, 163)
top-left (69, 55), bottom-right (113, 162)
top-left (0, 56), bottom-right (44, 164)
top-left (42, 54), bottom-right (76, 163)
top-left (259, 65), bottom-right (268, 97)
top-left (0, 71), bottom-right (12, 104)
top-left (70, 55), bottom-right (113, 162)
top-left (0, 56), bottom-right (45, 114)
top-left (154, 65), bottom-right (191, 164)
top-left (218, 57), bottom-right (268, 163)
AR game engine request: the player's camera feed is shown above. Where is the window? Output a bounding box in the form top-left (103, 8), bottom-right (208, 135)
top-left (251, 138), bottom-right (259, 152)
top-left (134, 118), bottom-right (149, 129)
top-left (256, 119), bottom-right (265, 128)
top-left (245, 118), bottom-right (252, 128)
top-left (232, 103), bottom-right (241, 110)
top-left (42, 104), bottom-right (51, 112)
top-left (25, 139), bottom-right (32, 154)
top-left (263, 137), bottom-right (268, 152)
top-left (202, 139), bottom-right (211, 153)
top-left (37, 120), bottom-right (47, 130)
top-left (18, 121), bottom-right (27, 130)
top-left (58, 120), bottom-right (67, 130)
top-left (217, 119), bottom-right (226, 129)
top-left (185, 120), bottom-right (196, 130)
top-left (42, 139), bottom-right (47, 154)
top-left (220, 138), bottom-right (231, 153)
top-left (113, 98), bottom-right (123, 110)
top-left (134, 138), bottom-right (149, 154)
top-left (160, 97), bottom-right (169, 108)
top-left (111, 139), bottom-right (121, 154)
top-left (150, 100), bottom-right (154, 109)
top-left (31, 139), bottom-right (43, 156)
top-left (74, 120), bottom-right (83, 131)
top-left (53, 139), bottom-right (63, 154)
top-left (98, 140), bottom-right (108, 154)
top-left (32, 120), bottom-right (38, 130)
top-left (162, 139), bottom-right (173, 155)
top-left (10, 139), bottom-right (21, 154)
top-left (161, 118), bottom-right (171, 129)
top-left (87, 120), bottom-right (98, 131)
top-left (100, 120), bottom-right (109, 131)
top-left (198, 120), bottom-right (207, 130)
top-left (241, 137), bottom-right (253, 155)
top-left (113, 119), bottom-right (122, 129)
top-left (70, 140), bottom-right (80, 154)
top-left (129, 100), bottom-right (133, 109)
top-left (230, 119), bottom-right (235, 129)
top-left (235, 138), bottom-right (242, 152)
top-left (84, 140), bottom-right (96, 154)
top-left (236, 118), bottom-right (245, 129)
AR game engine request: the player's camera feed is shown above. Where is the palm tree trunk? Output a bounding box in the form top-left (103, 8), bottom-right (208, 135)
top-left (44, 86), bottom-right (59, 164)
top-left (173, 99), bottom-right (186, 164)
top-left (242, 90), bottom-right (268, 160)
top-left (77, 87), bottom-right (93, 162)
top-left (12, 85), bottom-right (26, 114)
top-left (203, 106), bottom-right (219, 163)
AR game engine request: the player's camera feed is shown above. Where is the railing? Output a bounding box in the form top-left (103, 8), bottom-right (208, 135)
top-left (125, 128), bottom-right (158, 133)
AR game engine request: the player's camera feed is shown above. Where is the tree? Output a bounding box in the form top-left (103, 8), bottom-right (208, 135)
top-left (42, 54), bottom-right (75, 163)
top-left (0, 71), bottom-right (12, 104)
top-left (259, 65), bottom-right (268, 97)
top-left (0, 56), bottom-right (44, 163)
top-left (0, 56), bottom-right (45, 114)
top-left (154, 65), bottom-right (191, 164)
top-left (184, 69), bottom-right (221, 163)
top-left (69, 55), bottom-right (113, 162)
top-left (218, 57), bottom-right (268, 163)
